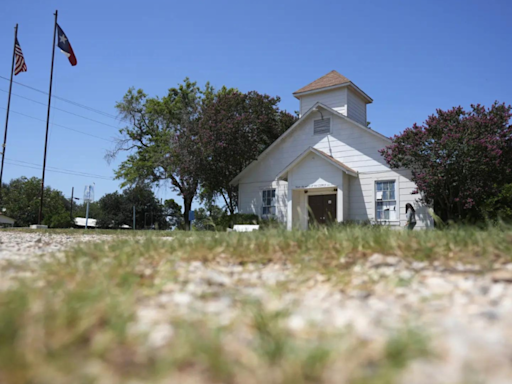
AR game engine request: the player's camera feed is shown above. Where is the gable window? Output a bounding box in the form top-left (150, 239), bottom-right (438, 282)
top-left (376, 181), bottom-right (397, 221)
top-left (262, 189), bottom-right (276, 216)
top-left (314, 118), bottom-right (331, 135)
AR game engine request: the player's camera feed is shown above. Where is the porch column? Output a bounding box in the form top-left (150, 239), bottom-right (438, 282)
top-left (287, 186), bottom-right (293, 230)
top-left (300, 192), bottom-right (308, 230)
top-left (337, 186), bottom-right (343, 223)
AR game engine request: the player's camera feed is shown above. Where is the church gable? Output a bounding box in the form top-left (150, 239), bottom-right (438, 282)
top-left (236, 106), bottom-right (390, 185)
top-left (288, 151), bottom-right (344, 190)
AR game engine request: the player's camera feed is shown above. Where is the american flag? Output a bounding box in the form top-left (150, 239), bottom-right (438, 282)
top-left (14, 38), bottom-right (27, 76)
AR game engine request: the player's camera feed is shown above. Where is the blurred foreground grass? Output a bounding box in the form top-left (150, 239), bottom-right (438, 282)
top-left (0, 225), bottom-right (511, 383)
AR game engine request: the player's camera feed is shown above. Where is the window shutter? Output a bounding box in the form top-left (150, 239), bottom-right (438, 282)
top-left (314, 118), bottom-right (330, 135)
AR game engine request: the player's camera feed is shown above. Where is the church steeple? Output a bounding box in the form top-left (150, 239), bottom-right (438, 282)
top-left (294, 71), bottom-right (372, 126)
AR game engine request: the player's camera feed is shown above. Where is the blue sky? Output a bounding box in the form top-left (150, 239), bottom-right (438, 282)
top-left (1, 0), bottom-right (511, 209)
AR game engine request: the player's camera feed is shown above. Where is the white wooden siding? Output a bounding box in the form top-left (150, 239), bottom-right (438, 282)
top-left (347, 89), bottom-right (367, 126)
top-left (238, 180), bottom-right (288, 222)
top-left (237, 107), bottom-right (432, 229)
top-left (348, 169), bottom-right (432, 228)
top-left (241, 110), bottom-right (391, 184)
top-left (300, 88), bottom-right (347, 116)
top-left (288, 153), bottom-right (343, 190)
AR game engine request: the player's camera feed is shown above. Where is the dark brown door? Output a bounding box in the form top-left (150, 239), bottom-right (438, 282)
top-left (308, 194), bottom-right (337, 226)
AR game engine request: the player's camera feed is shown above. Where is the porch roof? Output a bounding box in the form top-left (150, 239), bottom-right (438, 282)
top-left (276, 147), bottom-right (358, 181)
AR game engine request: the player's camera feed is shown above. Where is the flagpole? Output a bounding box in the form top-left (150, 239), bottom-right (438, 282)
top-left (38, 10), bottom-right (58, 225)
top-left (0, 24), bottom-right (18, 204)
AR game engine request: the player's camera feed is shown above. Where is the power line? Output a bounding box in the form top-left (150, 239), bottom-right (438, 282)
top-left (6, 162), bottom-right (113, 180)
top-left (5, 158), bottom-right (114, 180)
top-left (0, 75), bottom-right (119, 120)
top-left (6, 161), bottom-right (113, 181)
top-left (0, 106), bottom-right (116, 143)
top-left (7, 158), bottom-right (114, 179)
top-left (0, 88), bottom-right (122, 131)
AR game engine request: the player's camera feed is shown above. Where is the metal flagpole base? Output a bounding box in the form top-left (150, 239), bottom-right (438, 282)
top-left (30, 224), bottom-right (48, 229)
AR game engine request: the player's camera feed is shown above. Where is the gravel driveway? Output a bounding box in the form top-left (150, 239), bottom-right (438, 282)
top-left (2, 230), bottom-right (512, 383)
top-left (0, 231), bottom-right (114, 262)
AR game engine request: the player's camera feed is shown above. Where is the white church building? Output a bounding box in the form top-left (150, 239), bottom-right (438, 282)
top-left (231, 71), bottom-right (432, 230)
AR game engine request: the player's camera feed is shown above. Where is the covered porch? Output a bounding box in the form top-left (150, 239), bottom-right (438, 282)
top-left (276, 147), bottom-right (358, 230)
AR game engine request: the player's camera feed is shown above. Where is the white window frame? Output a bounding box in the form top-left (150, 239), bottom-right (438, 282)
top-left (313, 118), bottom-right (331, 135)
top-left (374, 179), bottom-right (399, 224)
top-left (262, 189), bottom-right (276, 217)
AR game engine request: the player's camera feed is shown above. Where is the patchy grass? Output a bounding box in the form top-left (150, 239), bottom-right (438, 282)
top-left (54, 224), bottom-right (512, 268)
top-left (0, 226), bottom-right (511, 383)
top-left (0, 227), bottom-right (173, 237)
top-left (352, 327), bottom-right (431, 384)
top-left (4, 224), bottom-right (512, 266)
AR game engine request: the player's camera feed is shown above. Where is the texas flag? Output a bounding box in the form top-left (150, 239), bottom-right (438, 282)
top-left (56, 24), bottom-right (77, 66)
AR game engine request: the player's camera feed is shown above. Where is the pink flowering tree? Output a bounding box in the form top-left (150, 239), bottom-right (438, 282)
top-left (380, 102), bottom-right (512, 221)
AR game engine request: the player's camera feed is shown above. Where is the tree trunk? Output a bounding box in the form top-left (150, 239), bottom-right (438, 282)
top-left (183, 196), bottom-right (193, 231)
top-left (222, 192), bottom-right (235, 216)
top-left (227, 186), bottom-right (238, 216)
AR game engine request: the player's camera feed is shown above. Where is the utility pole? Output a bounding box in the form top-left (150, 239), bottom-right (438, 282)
top-left (85, 200), bottom-right (90, 229)
top-left (70, 186), bottom-right (74, 221)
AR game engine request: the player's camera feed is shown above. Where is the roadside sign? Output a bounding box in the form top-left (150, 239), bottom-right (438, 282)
top-left (84, 185), bottom-right (94, 203)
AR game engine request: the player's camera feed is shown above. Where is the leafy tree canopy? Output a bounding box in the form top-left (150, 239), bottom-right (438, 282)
top-left (197, 91), bottom-right (297, 214)
top-left (162, 199), bottom-right (184, 229)
top-left (1, 177), bottom-right (72, 228)
top-left (97, 184), bottom-right (174, 230)
top-left (73, 201), bottom-right (101, 220)
top-left (110, 79), bottom-right (234, 230)
top-left (380, 102), bottom-right (512, 221)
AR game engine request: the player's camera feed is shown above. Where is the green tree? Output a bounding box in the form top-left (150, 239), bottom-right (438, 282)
top-left (2, 177), bottom-right (71, 228)
top-left (163, 199), bottom-right (184, 229)
top-left (192, 203), bottom-right (224, 231)
top-left (97, 192), bottom-right (124, 228)
top-left (481, 183), bottom-right (512, 222)
top-left (97, 184), bottom-right (168, 230)
top-left (197, 91), bottom-right (297, 214)
top-left (73, 201), bottom-right (102, 220)
top-left (109, 79), bottom-right (229, 230)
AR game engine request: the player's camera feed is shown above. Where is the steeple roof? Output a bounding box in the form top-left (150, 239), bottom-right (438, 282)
top-left (293, 70), bottom-right (351, 95)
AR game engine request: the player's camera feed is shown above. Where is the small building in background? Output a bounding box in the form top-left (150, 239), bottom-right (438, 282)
top-left (0, 214), bottom-right (15, 227)
top-left (74, 217), bottom-right (98, 228)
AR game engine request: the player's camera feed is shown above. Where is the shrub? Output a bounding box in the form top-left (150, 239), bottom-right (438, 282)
top-left (481, 183), bottom-right (512, 222)
top-left (259, 217), bottom-right (284, 230)
top-left (215, 213), bottom-right (259, 231)
top-left (47, 211), bottom-right (74, 229)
